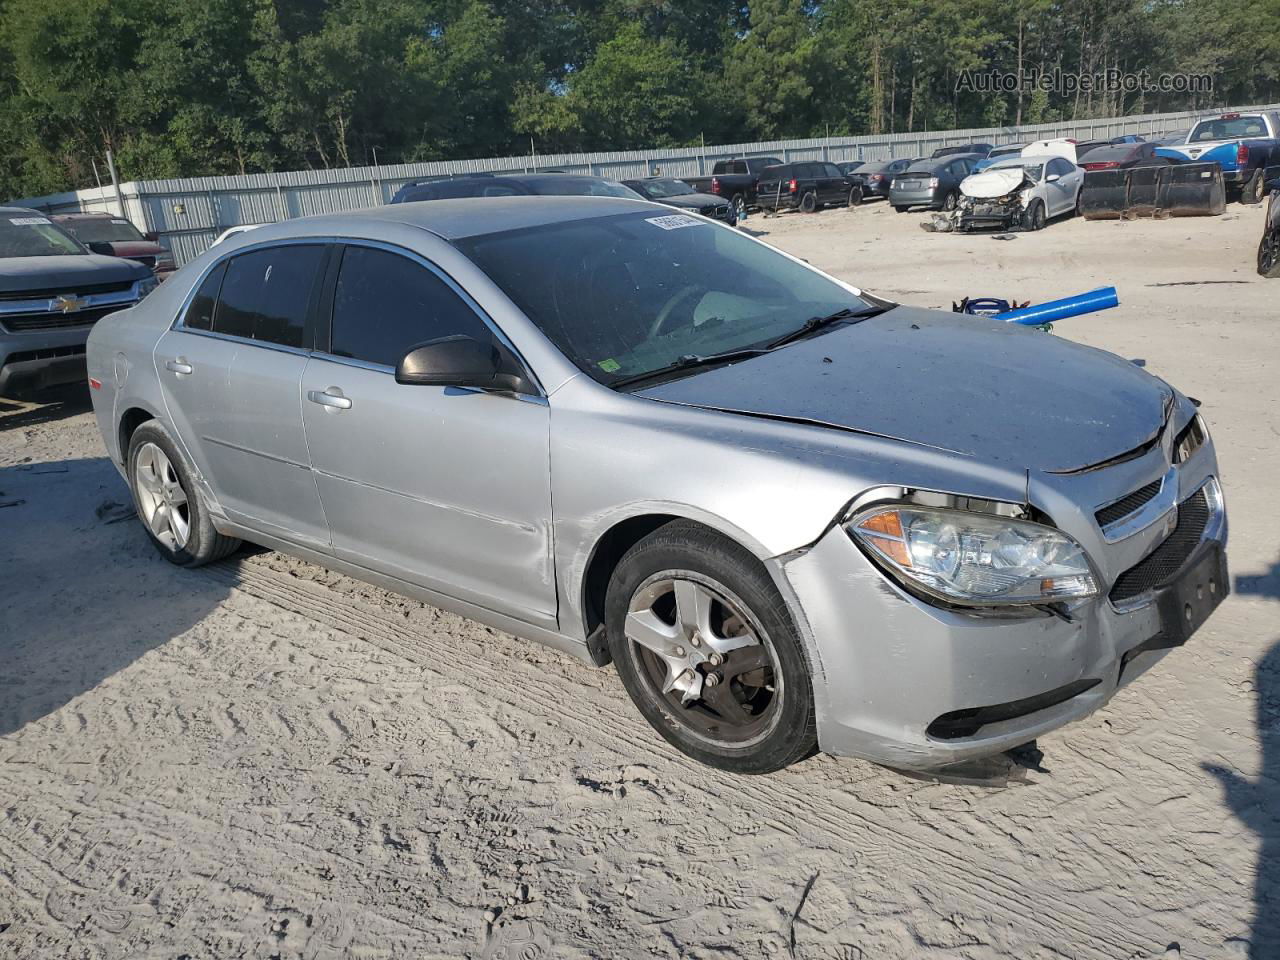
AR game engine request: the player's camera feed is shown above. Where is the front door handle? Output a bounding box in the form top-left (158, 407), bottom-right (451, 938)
top-left (308, 388), bottom-right (352, 410)
top-left (165, 358), bottom-right (193, 375)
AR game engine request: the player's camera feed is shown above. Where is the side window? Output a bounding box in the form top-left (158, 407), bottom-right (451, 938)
top-left (329, 246), bottom-right (495, 368)
top-left (182, 261), bottom-right (227, 331)
top-left (214, 245), bottom-right (325, 348)
top-left (1048, 158), bottom-right (1069, 176)
top-left (824, 163), bottom-right (843, 178)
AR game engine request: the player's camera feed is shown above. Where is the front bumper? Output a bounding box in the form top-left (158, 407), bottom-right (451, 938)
top-left (777, 453), bottom-right (1227, 771)
top-left (957, 199), bottom-right (1020, 230)
top-left (0, 326), bottom-right (93, 397)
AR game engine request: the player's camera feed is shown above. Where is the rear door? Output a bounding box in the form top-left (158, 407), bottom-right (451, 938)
top-left (154, 242), bottom-right (331, 548)
top-left (300, 242), bottom-right (556, 626)
top-left (822, 163), bottom-right (846, 203)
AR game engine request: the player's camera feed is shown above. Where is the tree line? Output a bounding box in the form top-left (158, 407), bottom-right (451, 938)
top-left (2, 0), bottom-right (1277, 199)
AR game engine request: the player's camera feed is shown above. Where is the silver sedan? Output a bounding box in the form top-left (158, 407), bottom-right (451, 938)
top-left (87, 197), bottom-right (1228, 776)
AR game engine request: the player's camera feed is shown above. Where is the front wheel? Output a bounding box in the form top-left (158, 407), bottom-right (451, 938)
top-left (606, 521), bottom-right (817, 774)
top-left (1259, 230), bottom-right (1280, 278)
top-left (127, 420), bottom-right (240, 566)
top-left (1023, 198), bottom-right (1046, 231)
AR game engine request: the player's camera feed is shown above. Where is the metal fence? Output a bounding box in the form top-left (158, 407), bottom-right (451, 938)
top-left (13, 101), bottom-right (1278, 267)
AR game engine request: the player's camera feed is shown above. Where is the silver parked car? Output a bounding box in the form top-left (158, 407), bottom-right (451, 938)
top-left (87, 197), bottom-right (1228, 776)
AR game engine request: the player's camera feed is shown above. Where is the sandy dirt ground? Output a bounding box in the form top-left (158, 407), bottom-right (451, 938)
top-left (1, 200), bottom-right (1278, 960)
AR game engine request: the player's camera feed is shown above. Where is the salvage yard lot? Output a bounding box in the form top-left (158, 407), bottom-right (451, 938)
top-left (1, 202), bottom-right (1278, 959)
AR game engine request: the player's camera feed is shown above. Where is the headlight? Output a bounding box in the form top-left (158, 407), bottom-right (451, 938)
top-left (849, 505), bottom-right (1098, 605)
top-left (135, 276), bottom-right (159, 299)
top-left (1172, 414), bottom-right (1207, 463)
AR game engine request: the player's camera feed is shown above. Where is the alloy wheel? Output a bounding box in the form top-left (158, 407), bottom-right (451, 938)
top-left (624, 574), bottom-right (781, 746)
top-left (134, 441), bottom-right (191, 549)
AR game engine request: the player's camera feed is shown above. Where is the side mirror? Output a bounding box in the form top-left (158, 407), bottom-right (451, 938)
top-left (86, 240), bottom-right (116, 256)
top-left (1046, 173), bottom-right (1061, 182)
top-left (395, 335), bottom-right (535, 395)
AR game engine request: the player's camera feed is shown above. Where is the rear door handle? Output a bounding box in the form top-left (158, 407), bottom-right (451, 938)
top-left (307, 388), bottom-right (352, 410)
top-left (165, 358), bottom-right (193, 375)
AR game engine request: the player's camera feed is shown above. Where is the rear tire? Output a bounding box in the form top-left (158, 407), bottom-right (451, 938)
top-left (1259, 231), bottom-right (1280, 278)
top-left (605, 521), bottom-right (817, 774)
top-left (799, 191), bottom-right (818, 214)
top-left (127, 420), bottom-right (240, 567)
top-left (847, 186), bottom-right (863, 207)
top-left (942, 190), bottom-right (959, 211)
top-left (893, 205), bottom-right (910, 213)
top-left (731, 193), bottom-right (746, 220)
top-left (1241, 170), bottom-right (1265, 205)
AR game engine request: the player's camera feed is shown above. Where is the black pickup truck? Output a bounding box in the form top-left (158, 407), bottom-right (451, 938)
top-left (683, 157), bottom-right (783, 218)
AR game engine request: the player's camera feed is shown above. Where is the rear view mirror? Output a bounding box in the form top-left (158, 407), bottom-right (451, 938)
top-left (395, 335), bottom-right (535, 395)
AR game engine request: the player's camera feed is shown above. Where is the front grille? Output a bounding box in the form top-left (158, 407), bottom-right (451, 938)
top-left (1109, 487), bottom-right (1211, 604)
top-left (0, 305), bottom-right (119, 333)
top-left (1096, 478), bottom-right (1162, 528)
top-left (4, 344), bottom-right (86, 364)
top-left (0, 280), bottom-right (134, 302)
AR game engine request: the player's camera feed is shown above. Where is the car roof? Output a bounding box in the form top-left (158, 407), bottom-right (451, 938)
top-left (253, 195), bottom-right (659, 242)
top-left (1080, 145), bottom-right (1137, 161)
top-left (50, 212), bottom-right (118, 220)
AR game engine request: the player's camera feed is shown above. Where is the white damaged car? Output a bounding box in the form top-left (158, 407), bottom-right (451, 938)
top-left (927, 155), bottom-right (1085, 233)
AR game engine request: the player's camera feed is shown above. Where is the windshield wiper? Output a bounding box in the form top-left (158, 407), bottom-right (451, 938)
top-left (609, 347), bottom-right (769, 390)
top-left (764, 305), bottom-right (888, 350)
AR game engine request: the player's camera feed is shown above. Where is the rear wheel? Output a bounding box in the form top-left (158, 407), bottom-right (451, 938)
top-left (847, 185), bottom-right (863, 207)
top-left (942, 190), bottom-right (959, 211)
top-left (1023, 198), bottom-right (1046, 231)
top-left (127, 420), bottom-right (240, 567)
top-left (606, 521), bottom-right (817, 774)
top-left (893, 205), bottom-right (910, 213)
top-left (1241, 170), bottom-right (1265, 205)
top-left (731, 193), bottom-right (746, 220)
top-left (799, 191), bottom-right (818, 214)
top-left (1259, 230), bottom-right (1280, 278)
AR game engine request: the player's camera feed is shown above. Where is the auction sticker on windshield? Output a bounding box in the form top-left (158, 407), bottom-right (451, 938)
top-left (646, 214), bottom-right (704, 230)
top-left (9, 217), bottom-right (51, 226)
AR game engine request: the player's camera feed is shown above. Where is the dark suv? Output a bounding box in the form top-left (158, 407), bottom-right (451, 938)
top-left (0, 207), bottom-right (155, 397)
top-left (756, 162), bottom-right (855, 213)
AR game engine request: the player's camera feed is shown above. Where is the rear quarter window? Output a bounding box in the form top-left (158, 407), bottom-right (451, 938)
top-left (182, 261), bottom-right (227, 331)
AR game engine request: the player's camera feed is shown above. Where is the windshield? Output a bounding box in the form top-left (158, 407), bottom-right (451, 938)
top-left (989, 158), bottom-right (1044, 180)
top-left (525, 177), bottom-right (640, 198)
top-left (456, 211), bottom-right (871, 387)
top-left (1191, 116), bottom-right (1268, 141)
top-left (637, 179), bottom-right (696, 199)
top-left (0, 215), bottom-right (85, 258)
top-left (61, 217), bottom-right (145, 244)
top-left (990, 145), bottom-right (1023, 158)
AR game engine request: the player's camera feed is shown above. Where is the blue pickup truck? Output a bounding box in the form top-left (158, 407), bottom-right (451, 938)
top-left (1158, 111), bottom-right (1280, 203)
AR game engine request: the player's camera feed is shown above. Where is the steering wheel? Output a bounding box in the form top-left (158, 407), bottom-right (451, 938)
top-left (649, 285), bottom-right (704, 338)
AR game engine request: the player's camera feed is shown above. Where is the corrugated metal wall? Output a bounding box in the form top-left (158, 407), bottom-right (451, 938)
top-left (12, 101), bottom-right (1278, 267)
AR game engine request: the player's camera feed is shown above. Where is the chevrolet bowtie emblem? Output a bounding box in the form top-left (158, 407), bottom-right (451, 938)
top-left (51, 294), bottom-right (90, 314)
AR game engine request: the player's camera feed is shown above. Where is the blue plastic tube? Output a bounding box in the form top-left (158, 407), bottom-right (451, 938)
top-left (993, 286), bottom-right (1119, 325)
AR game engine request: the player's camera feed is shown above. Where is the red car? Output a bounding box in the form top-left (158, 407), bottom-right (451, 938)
top-left (52, 213), bottom-right (175, 279)
top-left (1078, 141), bottom-right (1174, 172)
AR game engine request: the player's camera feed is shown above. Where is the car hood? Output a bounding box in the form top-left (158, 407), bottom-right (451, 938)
top-left (658, 194), bottom-right (727, 210)
top-left (0, 253), bottom-right (148, 294)
top-left (961, 168), bottom-right (1031, 199)
top-left (637, 306), bottom-right (1172, 473)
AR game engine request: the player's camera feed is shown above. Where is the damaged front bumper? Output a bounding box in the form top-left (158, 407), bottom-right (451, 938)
top-left (771, 435), bottom-right (1227, 773)
top-left (957, 196), bottom-right (1023, 230)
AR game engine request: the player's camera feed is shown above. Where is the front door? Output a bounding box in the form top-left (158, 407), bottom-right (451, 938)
top-left (300, 243), bottom-right (557, 627)
top-left (154, 243), bottom-right (330, 549)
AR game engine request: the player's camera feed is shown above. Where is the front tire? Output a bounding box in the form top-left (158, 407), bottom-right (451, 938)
top-left (1023, 198), bottom-right (1046, 231)
top-left (1259, 230), bottom-right (1280, 278)
top-left (605, 521), bottom-right (817, 774)
top-left (127, 420), bottom-right (240, 566)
